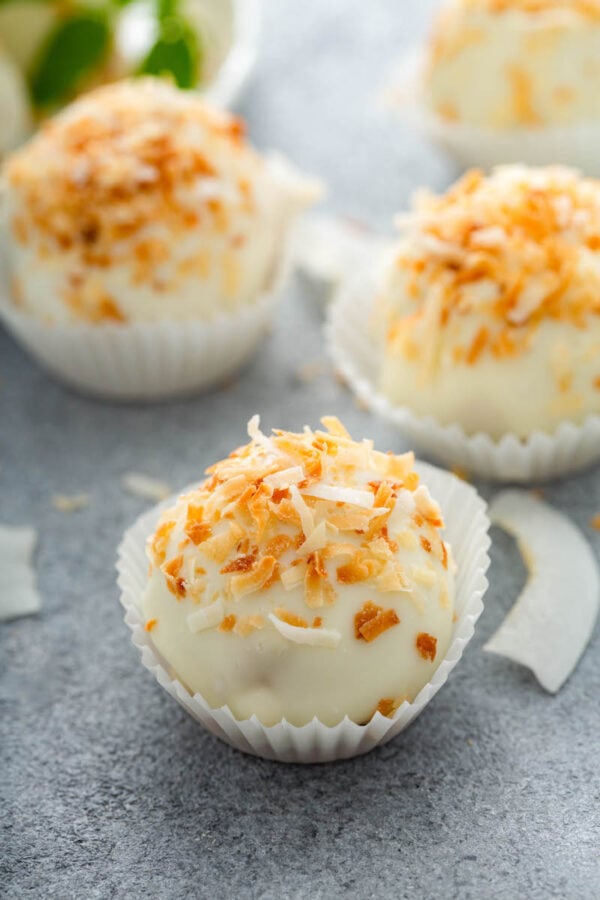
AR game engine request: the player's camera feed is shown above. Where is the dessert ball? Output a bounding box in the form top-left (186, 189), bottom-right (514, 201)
top-left (2, 78), bottom-right (316, 324)
top-left (424, 0), bottom-right (600, 130)
top-left (140, 417), bottom-right (456, 727)
top-left (376, 166), bottom-right (600, 439)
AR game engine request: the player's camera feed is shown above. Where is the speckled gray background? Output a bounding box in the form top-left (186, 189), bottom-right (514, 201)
top-left (1, 2), bottom-right (599, 898)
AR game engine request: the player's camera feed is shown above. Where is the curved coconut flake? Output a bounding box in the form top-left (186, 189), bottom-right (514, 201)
top-left (187, 598), bottom-right (224, 634)
top-left (280, 562), bottom-right (306, 590)
top-left (0, 525), bottom-right (41, 621)
top-left (300, 483), bottom-right (375, 509)
top-left (289, 484), bottom-right (314, 538)
top-left (247, 415), bottom-right (273, 451)
top-left (297, 520), bottom-right (329, 556)
top-left (268, 613), bottom-right (341, 648)
top-left (485, 491), bottom-right (600, 693)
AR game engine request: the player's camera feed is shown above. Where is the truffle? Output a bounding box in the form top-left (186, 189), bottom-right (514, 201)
top-left (2, 78), bottom-right (315, 324)
top-left (376, 166), bottom-right (600, 438)
top-left (140, 417), bottom-right (456, 726)
top-left (424, 0), bottom-right (600, 130)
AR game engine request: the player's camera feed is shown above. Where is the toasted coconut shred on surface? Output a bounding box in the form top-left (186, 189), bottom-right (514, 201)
top-left (383, 166), bottom-right (600, 373)
top-left (144, 416), bottom-right (454, 656)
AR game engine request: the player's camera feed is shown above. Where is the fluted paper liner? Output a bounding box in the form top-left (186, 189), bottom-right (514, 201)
top-left (327, 274), bottom-right (600, 483)
top-left (0, 255), bottom-right (287, 402)
top-left (117, 466), bottom-right (490, 764)
top-left (385, 47), bottom-right (600, 176)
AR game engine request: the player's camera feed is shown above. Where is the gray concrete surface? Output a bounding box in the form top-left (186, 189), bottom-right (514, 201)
top-left (1, 2), bottom-right (599, 898)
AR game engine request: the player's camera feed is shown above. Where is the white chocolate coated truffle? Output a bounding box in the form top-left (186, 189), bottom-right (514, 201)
top-left (2, 78), bottom-right (318, 324)
top-left (424, 0), bottom-right (600, 129)
top-left (376, 166), bottom-right (600, 439)
top-left (140, 417), bottom-right (455, 727)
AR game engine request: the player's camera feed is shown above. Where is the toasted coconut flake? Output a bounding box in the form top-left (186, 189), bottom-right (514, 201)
top-left (289, 484), bottom-right (314, 537)
top-left (416, 632), bottom-right (438, 662)
top-left (414, 486), bottom-right (444, 526)
top-left (274, 607), bottom-right (308, 628)
top-left (161, 554), bottom-right (186, 599)
top-left (201, 522), bottom-right (244, 564)
top-left (320, 416), bottom-right (351, 438)
top-left (396, 528), bottom-right (419, 550)
top-left (122, 472), bottom-right (171, 502)
top-left (322, 542), bottom-right (358, 560)
top-left (376, 562), bottom-right (411, 593)
top-left (219, 614), bottom-right (236, 632)
top-left (354, 600), bottom-right (400, 642)
top-left (264, 534), bottom-right (295, 559)
top-left (220, 550), bottom-right (257, 574)
top-left (280, 561), bottom-right (307, 590)
top-left (485, 491), bottom-right (600, 693)
top-left (263, 467), bottom-right (304, 489)
top-left (247, 415), bottom-right (273, 450)
top-left (337, 554), bottom-right (382, 584)
top-left (297, 520), bottom-right (330, 556)
top-left (184, 504), bottom-right (211, 546)
top-left (0, 525), bottom-right (41, 621)
top-left (51, 493), bottom-right (90, 513)
top-left (148, 519), bottom-right (176, 566)
top-left (230, 555), bottom-right (277, 599)
top-left (301, 483), bottom-right (375, 508)
top-left (373, 698), bottom-right (396, 719)
top-left (368, 537), bottom-right (395, 561)
top-left (305, 553), bottom-right (336, 608)
top-left (268, 613), bottom-right (341, 648)
top-left (233, 614), bottom-right (265, 637)
top-left (410, 565), bottom-right (438, 587)
top-left (187, 598), bottom-right (224, 634)
top-left (326, 509), bottom-right (374, 532)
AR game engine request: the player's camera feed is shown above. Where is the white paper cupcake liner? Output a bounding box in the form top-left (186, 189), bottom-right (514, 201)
top-left (386, 48), bottom-right (600, 176)
top-left (0, 257), bottom-right (287, 402)
top-left (326, 273), bottom-right (600, 483)
top-left (203, 0), bottom-right (262, 110)
top-left (116, 468), bottom-right (490, 764)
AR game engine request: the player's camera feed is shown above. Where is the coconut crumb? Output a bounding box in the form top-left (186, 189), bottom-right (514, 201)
top-left (122, 472), bottom-right (172, 502)
top-left (416, 632), bottom-right (438, 662)
top-left (51, 493), bottom-right (90, 513)
top-left (219, 614), bottom-right (237, 632)
top-left (354, 600), bottom-right (400, 642)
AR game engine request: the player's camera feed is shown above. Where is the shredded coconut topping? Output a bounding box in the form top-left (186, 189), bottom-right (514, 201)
top-left (147, 416), bottom-right (449, 640)
top-left (385, 166), bottom-right (600, 371)
top-left (3, 79), bottom-right (255, 322)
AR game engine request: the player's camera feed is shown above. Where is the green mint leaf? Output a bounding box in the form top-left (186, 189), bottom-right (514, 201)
top-left (30, 11), bottom-right (111, 108)
top-left (138, 16), bottom-right (200, 89)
